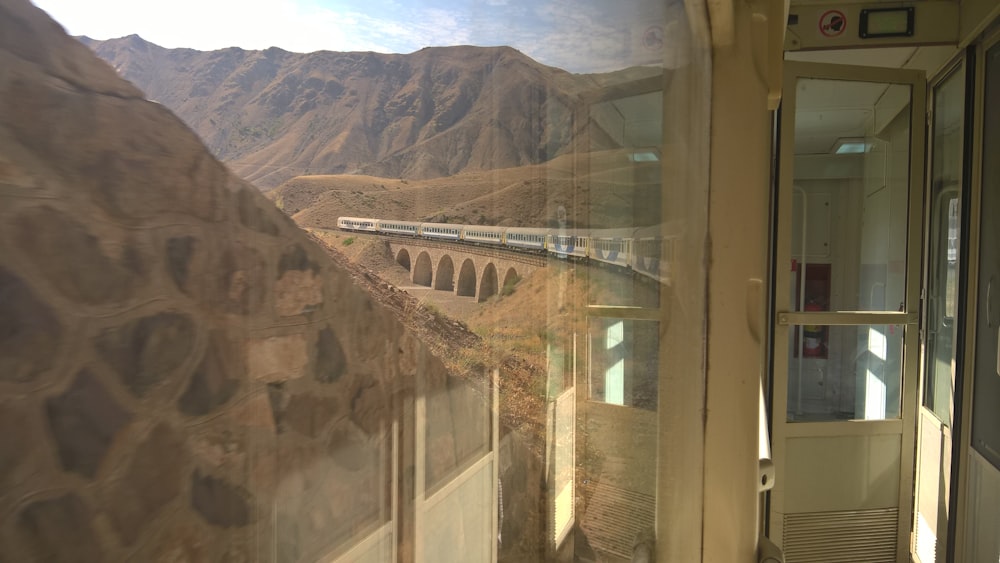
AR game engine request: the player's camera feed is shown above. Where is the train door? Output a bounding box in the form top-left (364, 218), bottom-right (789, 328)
top-left (770, 61), bottom-right (925, 562)
top-left (962, 32), bottom-right (1000, 563)
top-left (912, 56), bottom-right (970, 563)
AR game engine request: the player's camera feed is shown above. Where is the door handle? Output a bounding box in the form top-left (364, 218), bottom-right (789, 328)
top-left (989, 276), bottom-right (996, 329)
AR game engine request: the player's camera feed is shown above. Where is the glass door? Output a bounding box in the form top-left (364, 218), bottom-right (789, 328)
top-left (913, 59), bottom-right (968, 563)
top-left (963, 36), bottom-right (1000, 563)
top-left (770, 62), bottom-right (925, 563)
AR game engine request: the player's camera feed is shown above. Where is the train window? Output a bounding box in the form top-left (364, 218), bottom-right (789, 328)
top-left (784, 73), bottom-right (918, 424)
top-left (789, 78), bottom-right (912, 314)
top-left (15, 0), bottom-right (712, 560)
top-left (787, 323), bottom-right (903, 421)
top-left (922, 64), bottom-right (966, 426)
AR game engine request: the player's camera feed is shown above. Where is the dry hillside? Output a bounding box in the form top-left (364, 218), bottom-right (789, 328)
top-left (81, 34), bottom-right (661, 189)
top-left (269, 148), bottom-right (665, 229)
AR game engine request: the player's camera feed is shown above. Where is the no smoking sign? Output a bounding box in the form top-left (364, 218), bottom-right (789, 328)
top-left (819, 10), bottom-right (846, 37)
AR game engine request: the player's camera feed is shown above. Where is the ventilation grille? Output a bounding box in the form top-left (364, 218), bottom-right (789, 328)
top-left (579, 480), bottom-right (655, 559)
top-left (783, 508), bottom-right (898, 563)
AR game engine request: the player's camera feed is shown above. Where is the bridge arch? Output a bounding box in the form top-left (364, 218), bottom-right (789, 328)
top-left (413, 251), bottom-right (432, 287)
top-left (457, 259), bottom-right (477, 297)
top-left (386, 240), bottom-right (543, 301)
top-left (502, 267), bottom-right (519, 294)
top-left (479, 263), bottom-right (499, 302)
top-left (434, 255), bottom-right (455, 291)
top-left (396, 248), bottom-right (411, 271)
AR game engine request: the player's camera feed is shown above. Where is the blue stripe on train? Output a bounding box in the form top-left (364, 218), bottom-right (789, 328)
top-left (593, 238), bottom-right (623, 261)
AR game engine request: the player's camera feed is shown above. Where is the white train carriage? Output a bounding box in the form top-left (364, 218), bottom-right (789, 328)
top-left (589, 235), bottom-right (632, 268)
top-left (377, 219), bottom-right (421, 236)
top-left (419, 222), bottom-right (462, 240)
top-left (630, 225), bottom-right (674, 285)
top-left (462, 225), bottom-right (506, 246)
top-left (547, 230), bottom-right (589, 259)
top-left (504, 227), bottom-right (547, 251)
top-left (338, 216), bottom-right (378, 232)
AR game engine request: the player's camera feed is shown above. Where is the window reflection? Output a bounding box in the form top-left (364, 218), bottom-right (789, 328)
top-left (788, 324), bottom-right (903, 421)
top-left (0, 0), bottom-right (710, 561)
top-left (588, 318), bottom-right (659, 410)
top-left (791, 78), bottom-right (912, 315)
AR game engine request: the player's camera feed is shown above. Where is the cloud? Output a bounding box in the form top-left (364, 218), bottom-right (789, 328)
top-left (31, 0), bottom-right (685, 72)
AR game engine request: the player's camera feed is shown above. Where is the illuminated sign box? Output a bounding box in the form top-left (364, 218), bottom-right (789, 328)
top-left (859, 7), bottom-right (914, 39)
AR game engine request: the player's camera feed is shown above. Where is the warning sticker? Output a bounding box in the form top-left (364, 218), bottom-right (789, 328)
top-left (819, 10), bottom-right (847, 37)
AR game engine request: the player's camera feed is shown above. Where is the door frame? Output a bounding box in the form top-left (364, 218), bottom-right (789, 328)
top-left (770, 61), bottom-right (926, 561)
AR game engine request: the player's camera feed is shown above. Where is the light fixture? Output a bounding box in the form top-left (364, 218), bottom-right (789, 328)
top-left (629, 151), bottom-right (659, 162)
top-left (831, 137), bottom-right (871, 155)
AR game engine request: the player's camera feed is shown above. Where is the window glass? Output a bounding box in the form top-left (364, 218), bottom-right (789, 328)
top-left (922, 67), bottom-right (965, 426)
top-left (5, 0), bottom-right (710, 560)
top-left (788, 323), bottom-right (904, 421)
top-left (785, 76), bottom-right (914, 424)
top-left (971, 42), bottom-right (1000, 469)
top-left (789, 78), bottom-right (912, 314)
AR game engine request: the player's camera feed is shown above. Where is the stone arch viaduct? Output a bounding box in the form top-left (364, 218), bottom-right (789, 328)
top-left (386, 238), bottom-right (546, 303)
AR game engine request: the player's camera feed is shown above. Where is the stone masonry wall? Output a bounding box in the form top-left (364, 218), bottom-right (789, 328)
top-left (0, 1), bottom-right (465, 560)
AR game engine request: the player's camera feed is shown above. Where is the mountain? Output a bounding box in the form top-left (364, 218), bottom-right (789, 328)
top-left (267, 147), bottom-right (666, 230)
top-left (80, 35), bottom-right (659, 190)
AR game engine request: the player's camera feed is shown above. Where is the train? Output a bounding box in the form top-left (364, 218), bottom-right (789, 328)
top-left (336, 216), bottom-right (675, 284)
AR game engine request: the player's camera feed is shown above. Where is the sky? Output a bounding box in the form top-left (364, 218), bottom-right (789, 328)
top-left (30, 0), bottom-right (683, 73)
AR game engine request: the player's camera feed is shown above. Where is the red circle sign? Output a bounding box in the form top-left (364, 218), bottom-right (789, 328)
top-left (819, 10), bottom-right (847, 37)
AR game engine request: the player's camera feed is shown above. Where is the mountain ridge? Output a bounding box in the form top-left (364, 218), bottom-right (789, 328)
top-left (81, 34), bottom-right (661, 190)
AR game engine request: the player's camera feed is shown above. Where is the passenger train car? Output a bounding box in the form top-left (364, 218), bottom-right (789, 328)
top-left (336, 216), bottom-right (673, 283)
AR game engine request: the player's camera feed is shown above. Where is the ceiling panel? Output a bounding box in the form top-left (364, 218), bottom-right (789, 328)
top-left (786, 45), bottom-right (958, 74)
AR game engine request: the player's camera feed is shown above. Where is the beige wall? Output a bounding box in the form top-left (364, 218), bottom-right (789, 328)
top-left (961, 0), bottom-right (1000, 47)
